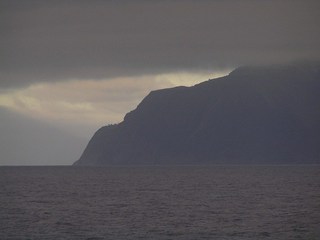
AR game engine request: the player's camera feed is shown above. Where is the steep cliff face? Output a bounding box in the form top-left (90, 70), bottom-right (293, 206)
top-left (74, 64), bottom-right (320, 165)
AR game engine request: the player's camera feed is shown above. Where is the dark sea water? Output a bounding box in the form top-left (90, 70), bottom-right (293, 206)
top-left (0, 165), bottom-right (319, 240)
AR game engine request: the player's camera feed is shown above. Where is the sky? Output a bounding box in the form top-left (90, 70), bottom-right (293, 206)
top-left (0, 0), bottom-right (319, 165)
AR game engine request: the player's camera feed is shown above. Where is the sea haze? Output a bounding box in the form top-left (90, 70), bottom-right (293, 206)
top-left (1, 165), bottom-right (319, 239)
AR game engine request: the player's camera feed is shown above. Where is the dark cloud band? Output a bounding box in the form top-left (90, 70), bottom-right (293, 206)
top-left (1, 0), bottom-right (319, 88)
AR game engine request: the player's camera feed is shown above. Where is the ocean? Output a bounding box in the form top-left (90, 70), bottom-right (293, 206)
top-left (0, 165), bottom-right (319, 239)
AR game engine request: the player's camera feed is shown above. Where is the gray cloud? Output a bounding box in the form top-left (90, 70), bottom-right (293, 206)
top-left (0, 106), bottom-right (87, 165)
top-left (1, 0), bottom-right (320, 88)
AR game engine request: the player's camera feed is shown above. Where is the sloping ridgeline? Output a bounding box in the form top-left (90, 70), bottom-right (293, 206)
top-left (74, 63), bottom-right (320, 165)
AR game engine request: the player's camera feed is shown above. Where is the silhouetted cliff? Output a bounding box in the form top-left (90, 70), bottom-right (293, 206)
top-left (74, 63), bottom-right (320, 165)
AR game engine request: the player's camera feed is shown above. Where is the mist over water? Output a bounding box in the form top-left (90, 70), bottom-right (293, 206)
top-left (1, 165), bottom-right (319, 239)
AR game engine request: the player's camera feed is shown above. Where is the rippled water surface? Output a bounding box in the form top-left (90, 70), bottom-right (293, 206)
top-left (0, 165), bottom-right (319, 239)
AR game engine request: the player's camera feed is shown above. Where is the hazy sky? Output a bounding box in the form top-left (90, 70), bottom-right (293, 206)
top-left (1, 0), bottom-right (319, 165)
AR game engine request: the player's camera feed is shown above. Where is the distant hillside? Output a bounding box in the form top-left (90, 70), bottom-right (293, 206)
top-left (74, 63), bottom-right (320, 165)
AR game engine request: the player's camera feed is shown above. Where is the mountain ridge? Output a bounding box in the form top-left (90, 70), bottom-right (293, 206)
top-left (74, 63), bottom-right (320, 165)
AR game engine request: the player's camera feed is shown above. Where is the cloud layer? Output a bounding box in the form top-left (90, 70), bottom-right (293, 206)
top-left (1, 0), bottom-right (319, 88)
top-left (0, 71), bottom-right (222, 134)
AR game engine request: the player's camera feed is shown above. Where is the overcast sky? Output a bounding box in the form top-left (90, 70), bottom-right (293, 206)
top-left (1, 0), bottom-right (319, 165)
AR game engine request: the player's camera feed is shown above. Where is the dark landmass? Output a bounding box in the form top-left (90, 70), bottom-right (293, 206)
top-left (74, 63), bottom-right (320, 165)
